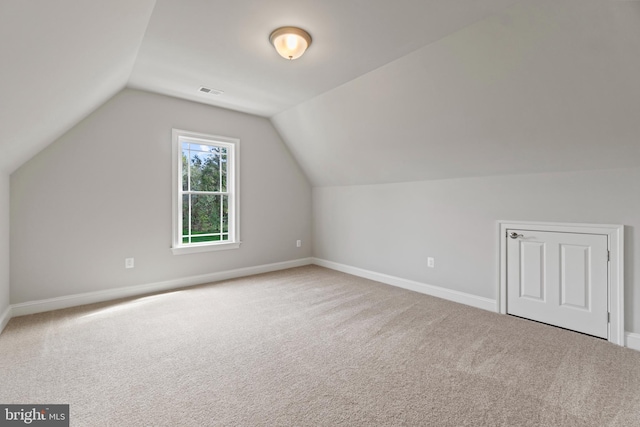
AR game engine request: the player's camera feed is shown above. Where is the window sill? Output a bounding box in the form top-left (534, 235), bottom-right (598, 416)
top-left (171, 242), bottom-right (241, 255)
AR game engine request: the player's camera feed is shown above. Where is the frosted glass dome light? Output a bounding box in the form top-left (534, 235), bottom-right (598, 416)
top-left (269, 27), bottom-right (312, 60)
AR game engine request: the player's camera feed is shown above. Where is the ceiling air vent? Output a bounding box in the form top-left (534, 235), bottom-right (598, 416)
top-left (198, 86), bottom-right (224, 96)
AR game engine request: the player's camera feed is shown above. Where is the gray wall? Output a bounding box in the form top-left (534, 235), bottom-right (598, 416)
top-left (313, 167), bottom-right (640, 333)
top-left (10, 89), bottom-right (312, 304)
top-left (0, 172), bottom-right (9, 315)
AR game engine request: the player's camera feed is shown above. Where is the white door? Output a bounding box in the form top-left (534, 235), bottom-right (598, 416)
top-left (507, 229), bottom-right (609, 338)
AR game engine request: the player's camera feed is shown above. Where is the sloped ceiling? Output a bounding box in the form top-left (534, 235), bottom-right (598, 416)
top-left (273, 0), bottom-right (640, 186)
top-left (1, 0), bottom-right (518, 174)
top-left (2, 0), bottom-right (640, 186)
top-left (0, 0), bottom-right (156, 174)
top-left (129, 0), bottom-right (517, 116)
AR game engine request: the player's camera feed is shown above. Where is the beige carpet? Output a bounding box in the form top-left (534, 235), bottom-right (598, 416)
top-left (1, 265), bottom-right (640, 426)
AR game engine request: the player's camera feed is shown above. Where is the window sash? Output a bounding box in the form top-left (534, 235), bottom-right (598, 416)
top-left (172, 129), bottom-right (240, 253)
top-left (181, 193), bottom-right (229, 243)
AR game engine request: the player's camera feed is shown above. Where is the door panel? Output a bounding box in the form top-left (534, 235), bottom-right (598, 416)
top-left (520, 241), bottom-right (545, 301)
top-left (507, 229), bottom-right (608, 339)
top-left (560, 244), bottom-right (589, 309)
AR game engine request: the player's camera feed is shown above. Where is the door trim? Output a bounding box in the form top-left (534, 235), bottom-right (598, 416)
top-left (497, 220), bottom-right (624, 346)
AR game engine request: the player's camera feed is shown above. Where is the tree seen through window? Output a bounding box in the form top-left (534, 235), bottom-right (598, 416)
top-left (181, 142), bottom-right (228, 244)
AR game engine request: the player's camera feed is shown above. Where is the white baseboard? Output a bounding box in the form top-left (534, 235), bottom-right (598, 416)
top-left (311, 258), bottom-right (640, 353)
top-left (10, 258), bottom-right (313, 319)
top-left (312, 258), bottom-right (497, 312)
top-left (626, 332), bottom-right (640, 352)
top-left (4, 257), bottom-right (639, 354)
top-left (0, 305), bottom-right (11, 335)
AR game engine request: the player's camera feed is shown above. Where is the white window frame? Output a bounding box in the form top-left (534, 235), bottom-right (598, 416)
top-left (171, 129), bottom-right (241, 255)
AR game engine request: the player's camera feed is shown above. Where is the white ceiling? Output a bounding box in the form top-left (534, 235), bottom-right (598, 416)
top-left (2, 0), bottom-right (640, 186)
top-left (0, 0), bottom-right (156, 174)
top-left (128, 0), bottom-right (517, 116)
top-left (273, 0), bottom-right (640, 186)
top-left (1, 0), bottom-right (519, 174)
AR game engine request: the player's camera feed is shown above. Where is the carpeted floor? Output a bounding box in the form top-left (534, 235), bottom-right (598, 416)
top-left (1, 265), bottom-right (640, 426)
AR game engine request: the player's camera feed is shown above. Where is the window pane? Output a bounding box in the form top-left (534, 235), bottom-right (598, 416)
top-left (181, 150), bottom-right (189, 191)
top-left (222, 195), bottom-right (228, 233)
top-left (190, 235), bottom-right (222, 243)
top-left (220, 149), bottom-right (227, 193)
top-left (190, 194), bottom-right (225, 235)
top-left (189, 144), bottom-right (221, 192)
top-left (182, 194), bottom-right (190, 239)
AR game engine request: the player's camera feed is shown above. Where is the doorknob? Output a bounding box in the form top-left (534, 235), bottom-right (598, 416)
top-left (509, 232), bottom-right (523, 239)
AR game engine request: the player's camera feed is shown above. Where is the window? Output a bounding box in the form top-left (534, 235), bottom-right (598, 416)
top-left (172, 129), bottom-right (240, 254)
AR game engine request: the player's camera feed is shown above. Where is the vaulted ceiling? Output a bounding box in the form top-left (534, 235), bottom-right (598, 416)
top-left (0, 0), bottom-right (156, 174)
top-left (2, 0), bottom-right (640, 185)
top-left (128, 0), bottom-right (517, 116)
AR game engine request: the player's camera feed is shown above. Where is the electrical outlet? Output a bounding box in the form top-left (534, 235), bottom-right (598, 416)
top-left (125, 258), bottom-right (135, 269)
top-left (296, 240), bottom-right (302, 248)
top-left (427, 257), bottom-right (435, 268)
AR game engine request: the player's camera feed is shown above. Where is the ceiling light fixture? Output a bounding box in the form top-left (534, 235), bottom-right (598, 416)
top-left (269, 26), bottom-right (312, 60)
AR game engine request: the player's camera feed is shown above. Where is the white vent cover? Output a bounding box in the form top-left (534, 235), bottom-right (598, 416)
top-left (198, 86), bottom-right (224, 96)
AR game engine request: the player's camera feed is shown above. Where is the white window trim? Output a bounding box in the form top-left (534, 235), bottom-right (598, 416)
top-left (171, 129), bottom-right (241, 255)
